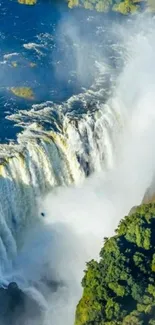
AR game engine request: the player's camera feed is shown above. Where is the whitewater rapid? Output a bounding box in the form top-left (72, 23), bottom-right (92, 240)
top-left (0, 90), bottom-right (122, 265)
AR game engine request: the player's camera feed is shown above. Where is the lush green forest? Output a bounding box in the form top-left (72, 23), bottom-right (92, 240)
top-left (75, 203), bottom-right (155, 325)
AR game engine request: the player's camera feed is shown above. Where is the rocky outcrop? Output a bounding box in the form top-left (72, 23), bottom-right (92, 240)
top-left (128, 185), bottom-right (155, 216)
top-left (0, 282), bottom-right (44, 325)
top-left (142, 187), bottom-right (155, 204)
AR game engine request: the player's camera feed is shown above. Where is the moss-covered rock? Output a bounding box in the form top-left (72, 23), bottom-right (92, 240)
top-left (75, 203), bottom-right (155, 325)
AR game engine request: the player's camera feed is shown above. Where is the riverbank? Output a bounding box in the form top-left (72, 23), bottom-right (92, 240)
top-left (18, 0), bottom-right (155, 14)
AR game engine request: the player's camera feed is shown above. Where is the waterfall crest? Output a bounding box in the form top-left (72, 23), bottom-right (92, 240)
top-left (0, 82), bottom-right (124, 280)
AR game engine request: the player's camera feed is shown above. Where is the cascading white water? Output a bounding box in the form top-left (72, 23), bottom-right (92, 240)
top-left (0, 82), bottom-right (123, 284)
top-left (0, 12), bottom-right (155, 325)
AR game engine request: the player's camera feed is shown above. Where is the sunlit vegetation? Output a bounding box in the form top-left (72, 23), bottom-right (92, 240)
top-left (10, 87), bottom-right (35, 100)
top-left (18, 0), bottom-right (37, 5)
top-left (17, 0), bottom-right (154, 13)
top-left (112, 0), bottom-right (139, 14)
top-left (67, 0), bottom-right (155, 13)
top-left (75, 203), bottom-right (155, 325)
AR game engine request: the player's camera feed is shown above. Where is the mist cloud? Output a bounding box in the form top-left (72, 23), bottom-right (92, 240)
top-left (39, 13), bottom-right (155, 325)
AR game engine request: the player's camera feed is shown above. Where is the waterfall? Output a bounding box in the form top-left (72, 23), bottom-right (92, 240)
top-left (0, 83), bottom-right (124, 280)
top-left (0, 12), bottom-right (149, 293)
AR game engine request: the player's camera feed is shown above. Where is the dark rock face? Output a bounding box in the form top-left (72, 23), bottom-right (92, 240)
top-left (128, 186), bottom-right (155, 216)
top-left (128, 205), bottom-right (138, 215)
top-left (0, 282), bottom-right (44, 325)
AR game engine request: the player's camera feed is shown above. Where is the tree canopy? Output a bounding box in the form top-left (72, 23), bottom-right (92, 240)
top-left (75, 203), bottom-right (155, 325)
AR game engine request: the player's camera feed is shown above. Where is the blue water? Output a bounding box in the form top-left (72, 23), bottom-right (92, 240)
top-left (0, 0), bottom-right (93, 141)
top-left (0, 0), bottom-right (124, 142)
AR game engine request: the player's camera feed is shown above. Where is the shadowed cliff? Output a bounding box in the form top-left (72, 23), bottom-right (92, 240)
top-left (0, 282), bottom-right (44, 325)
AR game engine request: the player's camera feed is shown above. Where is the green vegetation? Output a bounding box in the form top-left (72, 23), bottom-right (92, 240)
top-left (10, 87), bottom-right (35, 100)
top-left (18, 0), bottom-right (37, 4)
top-left (75, 203), bottom-right (155, 325)
top-left (112, 0), bottom-right (139, 14)
top-left (16, 0), bottom-right (155, 14)
top-left (67, 0), bottom-right (145, 13)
